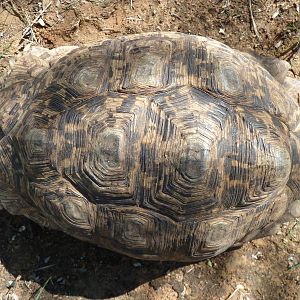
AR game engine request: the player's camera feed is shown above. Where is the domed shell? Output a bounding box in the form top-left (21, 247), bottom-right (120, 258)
top-left (0, 32), bottom-right (298, 261)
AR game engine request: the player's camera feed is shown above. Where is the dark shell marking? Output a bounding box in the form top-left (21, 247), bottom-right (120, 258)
top-left (0, 32), bottom-right (299, 261)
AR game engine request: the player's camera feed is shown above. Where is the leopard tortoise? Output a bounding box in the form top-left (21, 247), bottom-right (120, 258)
top-left (0, 32), bottom-right (300, 262)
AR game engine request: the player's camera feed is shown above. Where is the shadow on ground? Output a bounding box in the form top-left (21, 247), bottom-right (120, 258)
top-left (1, 210), bottom-right (299, 300)
top-left (0, 210), bottom-right (189, 299)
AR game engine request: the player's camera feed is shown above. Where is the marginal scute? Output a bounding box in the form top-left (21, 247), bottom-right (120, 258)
top-left (190, 214), bottom-right (243, 259)
top-left (0, 186), bottom-right (30, 215)
top-left (60, 196), bottom-right (95, 231)
top-left (0, 136), bottom-right (16, 185)
top-left (121, 213), bottom-right (154, 249)
top-left (205, 220), bottom-right (233, 247)
top-left (122, 39), bottom-right (172, 90)
top-left (70, 64), bottom-right (103, 93)
top-left (217, 66), bottom-right (244, 96)
top-left (126, 53), bottom-right (166, 88)
top-left (50, 45), bottom-right (111, 96)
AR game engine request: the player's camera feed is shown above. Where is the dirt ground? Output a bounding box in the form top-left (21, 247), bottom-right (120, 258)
top-left (0, 0), bottom-right (300, 299)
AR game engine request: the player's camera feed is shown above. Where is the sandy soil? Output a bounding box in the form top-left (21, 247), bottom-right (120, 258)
top-left (0, 0), bottom-right (300, 299)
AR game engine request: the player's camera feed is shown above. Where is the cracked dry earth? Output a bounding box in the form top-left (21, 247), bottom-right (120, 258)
top-left (0, 0), bottom-right (300, 299)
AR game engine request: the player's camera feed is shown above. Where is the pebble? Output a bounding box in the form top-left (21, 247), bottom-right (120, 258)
top-left (252, 251), bottom-right (263, 260)
top-left (2, 293), bottom-right (19, 300)
top-left (219, 28), bottom-right (225, 35)
top-left (271, 8), bottom-right (280, 19)
top-left (275, 40), bottom-right (283, 49)
top-left (133, 262), bottom-right (142, 268)
top-left (288, 254), bottom-right (298, 269)
top-left (150, 277), bottom-right (168, 290)
top-left (44, 256), bottom-right (51, 264)
top-left (6, 280), bottom-right (16, 289)
top-left (289, 200), bottom-right (300, 218)
top-left (56, 277), bottom-right (66, 285)
top-left (18, 226), bottom-right (26, 233)
top-left (172, 280), bottom-right (185, 294)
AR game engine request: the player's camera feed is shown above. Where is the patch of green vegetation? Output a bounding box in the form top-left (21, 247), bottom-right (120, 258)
top-left (0, 43), bottom-right (12, 60)
top-left (287, 218), bottom-right (300, 241)
top-left (33, 276), bottom-right (52, 300)
top-left (288, 262), bottom-right (300, 271)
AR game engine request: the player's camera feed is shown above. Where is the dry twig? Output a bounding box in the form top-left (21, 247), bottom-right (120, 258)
top-left (5, 0), bottom-right (29, 25)
top-left (33, 276), bottom-right (52, 300)
top-left (227, 284), bottom-right (251, 300)
top-left (280, 40), bottom-right (300, 61)
top-left (248, 0), bottom-right (261, 41)
top-left (22, 1), bottom-right (52, 41)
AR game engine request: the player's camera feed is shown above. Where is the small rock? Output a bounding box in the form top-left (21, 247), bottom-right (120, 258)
top-left (38, 18), bottom-right (46, 27)
top-left (2, 293), bottom-right (19, 300)
top-left (18, 226), bottom-right (26, 233)
top-left (153, 284), bottom-right (178, 299)
top-left (6, 280), bottom-right (16, 289)
top-left (56, 277), bottom-right (65, 285)
top-left (174, 270), bottom-right (183, 282)
top-left (219, 28), bottom-right (225, 35)
top-left (170, 7), bottom-right (176, 15)
top-left (179, 285), bottom-right (187, 299)
top-left (24, 281), bottom-right (32, 289)
top-left (271, 8), bottom-right (280, 19)
top-left (288, 254), bottom-right (298, 269)
top-left (275, 40), bottom-right (283, 49)
top-left (172, 281), bottom-right (185, 294)
top-left (150, 277), bottom-right (168, 290)
top-left (133, 262), bottom-right (142, 268)
top-left (44, 256), bottom-right (51, 264)
top-left (252, 251), bottom-right (263, 260)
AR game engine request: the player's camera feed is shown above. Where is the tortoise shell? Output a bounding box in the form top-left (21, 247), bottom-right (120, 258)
top-left (0, 32), bottom-right (299, 261)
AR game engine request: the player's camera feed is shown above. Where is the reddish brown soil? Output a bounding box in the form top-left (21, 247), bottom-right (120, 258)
top-left (0, 0), bottom-right (300, 299)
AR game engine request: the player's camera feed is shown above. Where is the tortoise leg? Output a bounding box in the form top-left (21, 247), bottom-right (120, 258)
top-left (1, 45), bottom-right (78, 90)
top-left (284, 77), bottom-right (300, 105)
top-left (0, 185), bottom-right (60, 230)
top-left (243, 51), bottom-right (291, 84)
top-left (245, 51), bottom-right (300, 110)
top-left (231, 187), bottom-right (300, 247)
